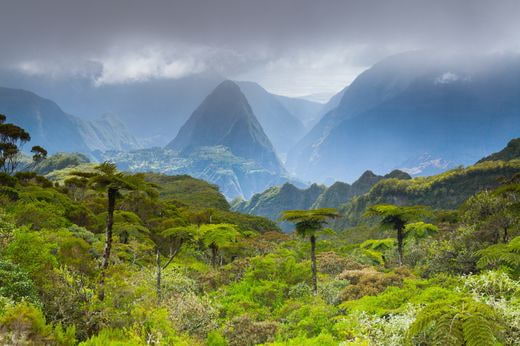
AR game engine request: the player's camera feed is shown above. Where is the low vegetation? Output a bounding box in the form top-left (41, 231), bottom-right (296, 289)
top-left (0, 115), bottom-right (519, 345)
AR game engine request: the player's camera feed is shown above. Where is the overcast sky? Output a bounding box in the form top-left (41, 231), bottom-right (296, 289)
top-left (1, 0), bottom-right (519, 100)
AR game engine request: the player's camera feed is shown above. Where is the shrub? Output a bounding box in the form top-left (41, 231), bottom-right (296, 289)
top-left (223, 314), bottom-right (278, 346)
top-left (78, 328), bottom-right (141, 346)
top-left (167, 292), bottom-right (217, 338)
top-left (265, 333), bottom-right (338, 346)
top-left (12, 201), bottom-right (69, 230)
top-left (0, 259), bottom-right (39, 305)
top-left (463, 271), bottom-right (520, 300)
top-left (0, 302), bottom-right (76, 345)
top-left (316, 251), bottom-right (363, 275)
top-left (0, 173), bottom-right (17, 187)
top-left (4, 228), bottom-right (57, 284)
top-left (338, 267), bottom-right (413, 301)
top-left (278, 299), bottom-right (338, 338)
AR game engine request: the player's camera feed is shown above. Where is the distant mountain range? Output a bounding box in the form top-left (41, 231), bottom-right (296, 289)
top-left (102, 81), bottom-right (299, 199)
top-left (232, 169), bottom-right (411, 230)
top-left (287, 51), bottom-right (520, 183)
top-left (0, 69), bottom-right (327, 151)
top-left (3, 51), bottom-right (520, 201)
top-left (235, 138), bottom-right (520, 231)
top-left (0, 87), bottom-right (141, 156)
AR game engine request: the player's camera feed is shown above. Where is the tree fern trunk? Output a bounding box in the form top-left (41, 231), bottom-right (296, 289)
top-left (211, 244), bottom-right (218, 268)
top-left (156, 247), bottom-right (162, 303)
top-left (310, 235), bottom-right (317, 295)
top-left (99, 187), bottom-right (117, 301)
top-left (397, 226), bottom-right (404, 266)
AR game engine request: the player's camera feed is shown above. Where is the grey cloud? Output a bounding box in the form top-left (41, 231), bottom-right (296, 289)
top-left (1, 0), bottom-right (520, 86)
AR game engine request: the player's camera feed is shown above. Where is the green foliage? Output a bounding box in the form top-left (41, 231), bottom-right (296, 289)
top-left (340, 160), bottom-right (520, 227)
top-left (477, 236), bottom-right (520, 275)
top-left (265, 333), bottom-right (338, 346)
top-left (360, 239), bottom-right (395, 264)
top-left (0, 302), bottom-right (76, 345)
top-left (404, 222), bottom-right (438, 240)
top-left (4, 228), bottom-right (58, 283)
top-left (12, 200), bottom-right (70, 230)
top-left (79, 328), bottom-right (142, 346)
top-left (365, 205), bottom-right (429, 229)
top-left (278, 298), bottom-right (338, 338)
top-left (0, 128), bottom-right (519, 345)
top-left (280, 208), bottom-right (339, 238)
top-left (207, 330), bottom-right (228, 346)
top-left (31, 152), bottom-right (91, 175)
top-left (144, 173), bottom-right (230, 210)
top-left (0, 259), bottom-right (40, 304)
top-left (407, 297), bottom-right (503, 346)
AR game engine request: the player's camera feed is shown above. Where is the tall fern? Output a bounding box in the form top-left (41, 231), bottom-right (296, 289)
top-left (407, 297), bottom-right (502, 345)
top-left (477, 236), bottom-right (520, 275)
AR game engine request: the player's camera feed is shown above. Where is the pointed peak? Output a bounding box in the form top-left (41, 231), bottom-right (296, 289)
top-left (214, 79), bottom-right (241, 92)
top-left (358, 170), bottom-right (377, 179)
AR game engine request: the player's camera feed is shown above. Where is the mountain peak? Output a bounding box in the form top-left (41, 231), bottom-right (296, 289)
top-left (166, 79), bottom-right (283, 174)
top-left (213, 79), bottom-right (242, 94)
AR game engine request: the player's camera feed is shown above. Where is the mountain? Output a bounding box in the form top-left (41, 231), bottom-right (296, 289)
top-left (235, 81), bottom-right (307, 156)
top-left (232, 169), bottom-right (411, 230)
top-left (477, 138), bottom-right (520, 163)
top-left (166, 80), bottom-right (283, 174)
top-left (287, 52), bottom-right (520, 183)
top-left (0, 69), bottom-right (224, 146)
top-left (0, 87), bottom-right (141, 155)
top-left (274, 95), bottom-right (324, 129)
top-left (83, 113), bottom-right (142, 153)
top-left (337, 159), bottom-right (520, 229)
top-left (100, 146), bottom-right (297, 200)
top-left (0, 69), bottom-right (326, 149)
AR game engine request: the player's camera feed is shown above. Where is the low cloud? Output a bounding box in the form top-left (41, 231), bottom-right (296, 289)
top-left (1, 0), bottom-right (520, 95)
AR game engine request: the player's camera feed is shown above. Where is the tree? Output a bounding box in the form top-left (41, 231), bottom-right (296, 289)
top-left (365, 205), bottom-right (429, 266)
top-left (71, 163), bottom-right (156, 300)
top-left (154, 224), bottom-right (198, 301)
top-left (461, 190), bottom-right (517, 244)
top-left (199, 223), bottom-right (240, 268)
top-left (31, 145), bottom-right (47, 163)
top-left (280, 208), bottom-right (339, 294)
top-left (0, 114), bottom-right (31, 174)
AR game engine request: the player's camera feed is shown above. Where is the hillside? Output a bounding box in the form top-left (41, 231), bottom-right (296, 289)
top-left (477, 138), bottom-right (520, 163)
top-left (0, 87), bottom-right (141, 155)
top-left (143, 173), bottom-right (230, 210)
top-left (287, 52), bottom-right (520, 183)
top-left (100, 146), bottom-right (296, 200)
top-left (337, 159), bottom-right (520, 228)
top-left (233, 169), bottom-right (411, 230)
top-left (236, 81), bottom-right (307, 155)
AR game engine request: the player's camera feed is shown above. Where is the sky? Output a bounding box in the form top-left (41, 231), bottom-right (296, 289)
top-left (1, 0), bottom-right (520, 100)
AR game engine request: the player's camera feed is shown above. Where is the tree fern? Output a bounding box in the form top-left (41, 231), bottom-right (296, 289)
top-left (477, 236), bottom-right (520, 275)
top-left (407, 297), bottom-right (502, 345)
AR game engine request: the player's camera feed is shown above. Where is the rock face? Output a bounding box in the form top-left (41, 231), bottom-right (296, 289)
top-left (287, 52), bottom-right (520, 183)
top-left (167, 80), bottom-right (284, 174)
top-left (233, 169), bottom-right (411, 231)
top-left (0, 87), bottom-right (141, 156)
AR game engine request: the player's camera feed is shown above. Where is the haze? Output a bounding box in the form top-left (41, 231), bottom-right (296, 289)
top-left (2, 0), bottom-right (519, 99)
